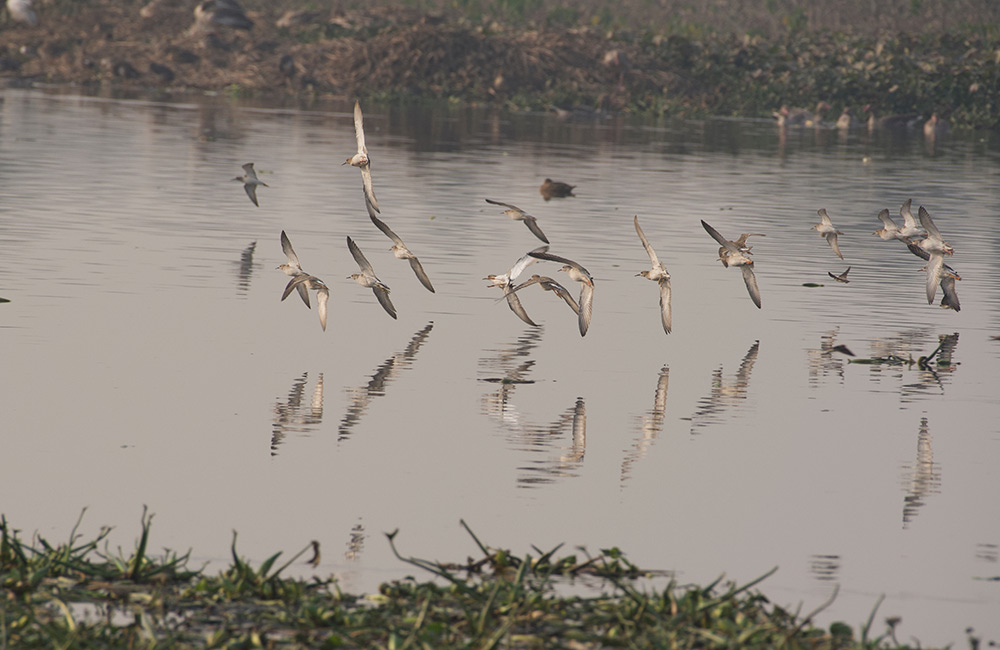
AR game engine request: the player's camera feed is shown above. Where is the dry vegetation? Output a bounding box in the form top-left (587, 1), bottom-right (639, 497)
top-left (1, 0), bottom-right (999, 127)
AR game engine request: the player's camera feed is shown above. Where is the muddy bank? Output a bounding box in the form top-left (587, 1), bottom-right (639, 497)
top-left (2, 1), bottom-right (998, 129)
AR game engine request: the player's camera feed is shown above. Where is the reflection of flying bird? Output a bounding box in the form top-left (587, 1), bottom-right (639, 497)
top-left (485, 198), bottom-right (549, 244)
top-left (232, 162), bottom-right (268, 206)
top-left (634, 215), bottom-right (672, 334)
top-left (343, 100), bottom-right (378, 214)
top-left (347, 236), bottom-right (396, 319)
top-left (270, 372), bottom-right (324, 455)
top-left (689, 340), bottom-right (759, 434)
top-left (236, 241), bottom-right (255, 294)
top-left (276, 230), bottom-right (310, 308)
top-left (701, 220), bottom-right (761, 309)
top-left (901, 417), bottom-right (941, 528)
top-left (369, 213), bottom-right (435, 292)
top-left (485, 246), bottom-right (549, 327)
top-left (528, 250), bottom-right (594, 336)
top-left (620, 365), bottom-right (669, 485)
top-left (812, 209), bottom-right (844, 260)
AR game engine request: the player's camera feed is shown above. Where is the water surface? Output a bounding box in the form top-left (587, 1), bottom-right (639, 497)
top-left (1, 89), bottom-right (999, 646)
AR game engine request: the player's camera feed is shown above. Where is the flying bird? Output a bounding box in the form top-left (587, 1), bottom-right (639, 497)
top-left (232, 162), bottom-right (268, 207)
top-left (701, 220), bottom-right (761, 309)
top-left (277, 230), bottom-right (310, 308)
top-left (908, 242), bottom-right (961, 310)
top-left (347, 236), bottom-right (396, 319)
top-left (916, 206), bottom-right (954, 256)
top-left (897, 199), bottom-right (925, 241)
top-left (343, 100), bottom-right (378, 214)
top-left (812, 209), bottom-right (844, 260)
top-left (485, 246), bottom-right (549, 327)
top-left (828, 267), bottom-right (851, 283)
top-left (485, 198), bottom-right (549, 244)
top-left (528, 250), bottom-right (594, 336)
top-left (633, 215), bottom-right (671, 334)
top-left (368, 213), bottom-right (434, 292)
top-left (282, 274), bottom-right (330, 331)
top-left (505, 274), bottom-right (581, 316)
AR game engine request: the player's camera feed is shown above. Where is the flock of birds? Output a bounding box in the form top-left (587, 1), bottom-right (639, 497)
top-left (773, 101), bottom-right (950, 138)
top-left (231, 100), bottom-right (961, 338)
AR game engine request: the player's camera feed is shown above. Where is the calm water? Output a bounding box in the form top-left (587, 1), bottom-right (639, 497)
top-left (1, 88), bottom-right (999, 645)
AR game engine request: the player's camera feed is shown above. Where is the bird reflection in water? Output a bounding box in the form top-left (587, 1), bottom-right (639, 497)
top-left (235, 240), bottom-right (255, 296)
top-left (901, 333), bottom-right (959, 401)
top-left (900, 417), bottom-right (941, 528)
top-left (808, 554), bottom-right (841, 582)
top-left (479, 327), bottom-right (543, 427)
top-left (338, 322), bottom-right (434, 440)
top-left (270, 372), bottom-right (324, 455)
top-left (345, 520), bottom-right (366, 562)
top-left (514, 397), bottom-right (586, 488)
top-left (859, 332), bottom-right (960, 400)
top-left (620, 365), bottom-right (669, 486)
top-left (688, 341), bottom-right (759, 435)
top-left (807, 327), bottom-right (851, 387)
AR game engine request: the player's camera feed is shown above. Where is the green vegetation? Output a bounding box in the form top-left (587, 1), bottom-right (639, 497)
top-left (0, 510), bottom-right (965, 648)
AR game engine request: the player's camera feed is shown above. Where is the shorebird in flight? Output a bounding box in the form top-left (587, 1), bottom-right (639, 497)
top-left (347, 236), bottom-right (396, 319)
top-left (233, 162), bottom-right (267, 206)
top-left (485, 198), bottom-right (549, 244)
top-left (812, 209), bottom-right (844, 260)
top-left (368, 213), bottom-right (434, 292)
top-left (485, 246), bottom-right (548, 327)
top-left (283, 274), bottom-right (330, 331)
top-left (343, 100), bottom-right (379, 214)
top-left (528, 250), bottom-right (594, 336)
top-left (701, 220), bottom-right (762, 309)
top-left (633, 215), bottom-right (671, 334)
top-left (277, 230), bottom-right (310, 308)
top-left (505, 274), bottom-right (581, 316)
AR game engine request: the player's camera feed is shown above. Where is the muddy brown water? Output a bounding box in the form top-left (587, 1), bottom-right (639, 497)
top-left (1, 89), bottom-right (998, 646)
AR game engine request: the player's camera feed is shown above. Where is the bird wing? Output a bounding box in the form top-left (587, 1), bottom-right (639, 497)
top-left (816, 208), bottom-right (833, 226)
top-left (907, 242), bottom-right (930, 261)
top-left (242, 162), bottom-right (258, 179)
top-left (407, 257), bottom-right (435, 293)
top-left (900, 199), bottom-right (918, 229)
top-left (523, 216), bottom-right (549, 244)
top-left (940, 275), bottom-right (960, 312)
top-left (360, 167), bottom-right (379, 214)
top-left (316, 287), bottom-right (329, 331)
top-left (634, 215), bottom-right (660, 266)
top-left (353, 100), bottom-right (367, 155)
top-left (826, 232), bottom-right (844, 260)
top-left (280, 231), bottom-right (302, 270)
top-left (282, 274), bottom-right (312, 309)
top-left (503, 286), bottom-right (538, 327)
top-left (369, 213), bottom-right (404, 246)
top-left (509, 246), bottom-right (547, 281)
top-left (701, 220), bottom-right (739, 254)
top-left (659, 278), bottom-right (672, 334)
top-left (528, 250), bottom-right (592, 282)
top-left (925, 254), bottom-right (944, 304)
top-left (578, 282), bottom-right (594, 336)
top-left (485, 198), bottom-right (521, 212)
top-left (877, 208), bottom-right (897, 228)
top-left (243, 183), bottom-right (259, 206)
top-left (741, 265), bottom-right (762, 308)
top-left (373, 286), bottom-right (397, 320)
top-left (918, 206), bottom-right (944, 239)
top-left (347, 236), bottom-right (375, 274)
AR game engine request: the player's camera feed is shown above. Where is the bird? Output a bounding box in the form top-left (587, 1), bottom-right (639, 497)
top-left (505, 274), bottom-right (581, 315)
top-left (343, 100), bottom-right (378, 214)
top-left (485, 246), bottom-right (549, 327)
top-left (732, 232), bottom-right (765, 254)
top-left (828, 267), bottom-right (851, 283)
top-left (484, 198), bottom-right (549, 244)
top-left (897, 199), bottom-right (926, 241)
top-left (924, 113), bottom-right (949, 138)
top-left (863, 105), bottom-right (920, 131)
top-left (368, 213), bottom-right (434, 293)
top-left (6, 0), bottom-right (37, 25)
top-left (835, 107), bottom-right (853, 130)
top-left (633, 215), bottom-right (671, 334)
top-left (812, 209), bottom-right (844, 260)
top-left (539, 178), bottom-right (575, 200)
top-left (527, 250), bottom-right (594, 336)
top-left (277, 230), bottom-right (311, 308)
top-left (347, 236), bottom-right (396, 319)
top-left (873, 208), bottom-right (905, 242)
top-left (701, 220), bottom-right (761, 309)
top-left (773, 102), bottom-right (830, 127)
top-left (282, 274), bottom-right (330, 331)
top-left (232, 162), bottom-right (268, 207)
top-left (191, 0), bottom-right (253, 32)
top-left (916, 206), bottom-right (954, 256)
top-left (908, 242), bottom-right (960, 309)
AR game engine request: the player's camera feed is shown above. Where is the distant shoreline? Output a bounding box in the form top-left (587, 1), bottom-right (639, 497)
top-left (2, 1), bottom-right (998, 129)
